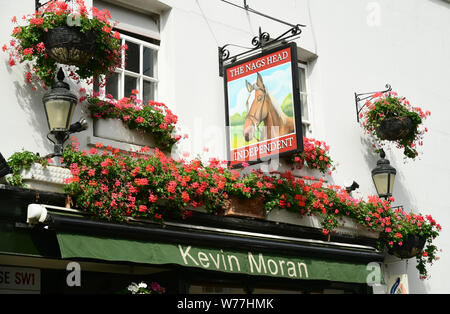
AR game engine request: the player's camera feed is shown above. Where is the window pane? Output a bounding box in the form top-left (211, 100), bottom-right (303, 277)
top-left (125, 41), bottom-right (140, 73)
top-left (302, 123), bottom-right (309, 136)
top-left (298, 67), bottom-right (306, 93)
top-left (143, 80), bottom-right (155, 105)
top-left (300, 93), bottom-right (308, 120)
top-left (143, 47), bottom-right (156, 77)
top-left (105, 72), bottom-right (120, 100)
top-left (124, 75), bottom-right (137, 98)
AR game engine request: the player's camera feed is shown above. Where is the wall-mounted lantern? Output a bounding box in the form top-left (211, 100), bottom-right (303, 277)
top-left (42, 68), bottom-right (87, 156)
top-left (371, 149), bottom-right (396, 199)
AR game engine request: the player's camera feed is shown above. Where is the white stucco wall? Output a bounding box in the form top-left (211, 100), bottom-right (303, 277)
top-left (1, 0), bottom-right (449, 293)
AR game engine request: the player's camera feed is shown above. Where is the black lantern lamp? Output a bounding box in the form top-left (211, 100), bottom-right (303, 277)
top-left (371, 149), bottom-right (396, 199)
top-left (43, 68), bottom-right (87, 157)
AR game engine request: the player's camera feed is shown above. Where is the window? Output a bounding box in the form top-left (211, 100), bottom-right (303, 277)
top-left (298, 62), bottom-right (311, 136)
top-left (95, 31), bottom-right (159, 104)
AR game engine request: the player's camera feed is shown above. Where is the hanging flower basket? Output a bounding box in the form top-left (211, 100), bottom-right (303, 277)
top-left (388, 234), bottom-right (426, 259)
top-left (359, 91), bottom-right (430, 159)
top-left (375, 116), bottom-right (414, 141)
top-left (43, 26), bottom-right (96, 66)
top-left (4, 0), bottom-right (126, 88)
top-left (219, 196), bottom-right (265, 219)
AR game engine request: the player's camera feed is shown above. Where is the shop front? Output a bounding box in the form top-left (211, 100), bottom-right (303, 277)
top-left (0, 184), bottom-right (383, 294)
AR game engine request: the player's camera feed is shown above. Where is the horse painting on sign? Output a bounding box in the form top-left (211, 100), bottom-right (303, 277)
top-left (243, 72), bottom-right (295, 142)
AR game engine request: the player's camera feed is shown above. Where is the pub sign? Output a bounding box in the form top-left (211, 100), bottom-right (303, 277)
top-left (224, 42), bottom-right (303, 167)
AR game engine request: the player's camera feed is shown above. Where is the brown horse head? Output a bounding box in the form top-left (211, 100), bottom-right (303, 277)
top-left (243, 73), bottom-right (268, 142)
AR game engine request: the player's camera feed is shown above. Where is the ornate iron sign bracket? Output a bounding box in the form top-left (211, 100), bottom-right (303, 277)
top-left (355, 83), bottom-right (392, 122)
top-left (219, 25), bottom-right (303, 77)
top-left (218, 0), bottom-right (305, 77)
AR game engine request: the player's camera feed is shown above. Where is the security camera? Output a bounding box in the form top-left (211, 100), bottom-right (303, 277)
top-left (345, 180), bottom-right (359, 193)
top-left (69, 118), bottom-right (89, 133)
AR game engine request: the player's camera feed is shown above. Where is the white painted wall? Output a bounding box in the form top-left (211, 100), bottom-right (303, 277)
top-left (1, 0), bottom-right (449, 293)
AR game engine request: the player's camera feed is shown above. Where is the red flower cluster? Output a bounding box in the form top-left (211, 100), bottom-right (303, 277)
top-left (87, 93), bottom-right (180, 151)
top-left (289, 137), bottom-right (334, 174)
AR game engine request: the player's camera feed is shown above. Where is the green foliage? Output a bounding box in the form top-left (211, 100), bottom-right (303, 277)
top-left (229, 112), bottom-right (247, 126)
top-left (6, 150), bottom-right (48, 187)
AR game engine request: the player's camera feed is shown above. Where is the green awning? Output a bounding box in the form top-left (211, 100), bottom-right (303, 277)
top-left (56, 232), bottom-right (381, 284)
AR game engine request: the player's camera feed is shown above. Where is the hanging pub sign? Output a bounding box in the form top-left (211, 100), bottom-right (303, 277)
top-left (224, 42), bottom-right (303, 167)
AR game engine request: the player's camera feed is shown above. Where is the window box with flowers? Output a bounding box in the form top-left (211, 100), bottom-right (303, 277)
top-left (4, 0), bottom-right (126, 89)
top-left (285, 136), bottom-right (335, 176)
top-left (2, 136), bottom-right (442, 279)
top-left (217, 169), bottom-right (269, 219)
top-left (3, 150), bottom-right (70, 193)
top-left (359, 91), bottom-right (430, 159)
top-left (3, 135), bottom-right (430, 279)
top-left (86, 91), bottom-right (180, 151)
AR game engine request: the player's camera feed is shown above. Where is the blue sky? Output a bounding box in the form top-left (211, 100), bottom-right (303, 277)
top-left (227, 62), bottom-right (293, 116)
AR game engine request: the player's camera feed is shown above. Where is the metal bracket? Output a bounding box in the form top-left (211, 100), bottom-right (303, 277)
top-left (219, 25), bottom-right (303, 76)
top-left (218, 1), bottom-right (306, 76)
top-left (355, 83), bottom-right (392, 122)
top-left (220, 0), bottom-right (306, 29)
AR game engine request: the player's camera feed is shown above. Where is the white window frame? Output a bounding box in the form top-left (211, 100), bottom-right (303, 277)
top-left (298, 62), bottom-right (312, 137)
top-left (97, 32), bottom-right (159, 102)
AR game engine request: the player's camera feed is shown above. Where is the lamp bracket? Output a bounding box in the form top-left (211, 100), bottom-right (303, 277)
top-left (355, 83), bottom-right (392, 122)
top-left (46, 131), bottom-right (69, 157)
top-left (45, 119), bottom-right (87, 158)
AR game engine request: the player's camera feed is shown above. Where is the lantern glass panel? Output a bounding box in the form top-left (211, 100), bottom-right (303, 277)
top-left (372, 172), bottom-right (395, 197)
top-left (388, 173), bottom-right (396, 195)
top-left (44, 99), bottom-right (74, 131)
top-left (373, 172), bottom-right (388, 196)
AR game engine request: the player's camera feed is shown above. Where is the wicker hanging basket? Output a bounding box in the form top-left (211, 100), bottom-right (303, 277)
top-left (388, 234), bottom-right (426, 259)
top-left (375, 116), bottom-right (414, 141)
top-left (44, 26), bottom-right (96, 66)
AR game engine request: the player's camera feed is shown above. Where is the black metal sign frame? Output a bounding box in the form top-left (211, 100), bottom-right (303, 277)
top-left (223, 42), bottom-right (303, 168)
